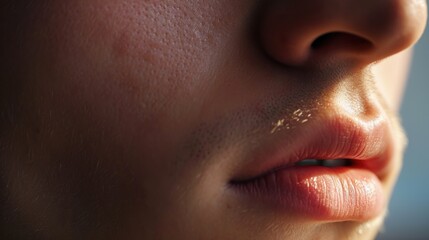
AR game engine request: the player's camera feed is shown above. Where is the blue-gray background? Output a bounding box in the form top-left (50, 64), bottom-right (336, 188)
top-left (377, 25), bottom-right (429, 240)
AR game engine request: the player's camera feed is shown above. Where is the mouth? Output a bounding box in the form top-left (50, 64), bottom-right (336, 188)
top-left (229, 114), bottom-right (393, 222)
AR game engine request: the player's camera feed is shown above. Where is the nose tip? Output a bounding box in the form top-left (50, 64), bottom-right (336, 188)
top-left (260, 0), bottom-right (428, 67)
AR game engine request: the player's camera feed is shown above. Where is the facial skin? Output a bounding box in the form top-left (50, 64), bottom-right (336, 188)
top-left (1, 0), bottom-right (427, 239)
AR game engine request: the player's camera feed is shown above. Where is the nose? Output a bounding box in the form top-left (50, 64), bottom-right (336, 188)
top-left (259, 0), bottom-right (427, 67)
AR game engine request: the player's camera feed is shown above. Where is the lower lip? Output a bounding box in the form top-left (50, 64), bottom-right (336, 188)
top-left (231, 167), bottom-right (384, 221)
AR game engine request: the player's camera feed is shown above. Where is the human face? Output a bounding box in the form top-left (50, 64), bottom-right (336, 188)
top-left (1, 0), bottom-right (427, 239)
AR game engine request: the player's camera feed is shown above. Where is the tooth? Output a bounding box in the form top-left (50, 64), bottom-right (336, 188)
top-left (296, 159), bottom-right (322, 166)
top-left (322, 159), bottom-right (349, 167)
top-left (296, 159), bottom-right (352, 167)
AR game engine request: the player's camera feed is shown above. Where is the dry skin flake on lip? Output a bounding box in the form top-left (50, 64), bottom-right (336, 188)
top-left (270, 108), bottom-right (314, 134)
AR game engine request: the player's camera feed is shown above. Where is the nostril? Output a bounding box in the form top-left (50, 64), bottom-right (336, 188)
top-left (311, 32), bottom-right (374, 52)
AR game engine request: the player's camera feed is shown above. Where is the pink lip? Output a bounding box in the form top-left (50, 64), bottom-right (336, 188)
top-left (230, 113), bottom-right (394, 221)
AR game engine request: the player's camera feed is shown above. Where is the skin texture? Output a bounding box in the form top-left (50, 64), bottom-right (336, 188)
top-left (1, 0), bottom-right (427, 239)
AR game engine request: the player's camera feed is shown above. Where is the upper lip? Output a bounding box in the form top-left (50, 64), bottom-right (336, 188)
top-left (231, 111), bottom-right (394, 182)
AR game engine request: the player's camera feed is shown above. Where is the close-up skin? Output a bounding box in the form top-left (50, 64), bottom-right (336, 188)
top-left (0, 0), bottom-right (427, 240)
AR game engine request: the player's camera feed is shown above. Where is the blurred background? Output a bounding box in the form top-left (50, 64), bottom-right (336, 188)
top-left (377, 23), bottom-right (429, 239)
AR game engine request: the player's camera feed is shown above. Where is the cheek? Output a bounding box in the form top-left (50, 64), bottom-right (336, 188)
top-left (373, 49), bottom-right (412, 111)
top-left (14, 0), bottom-right (245, 191)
